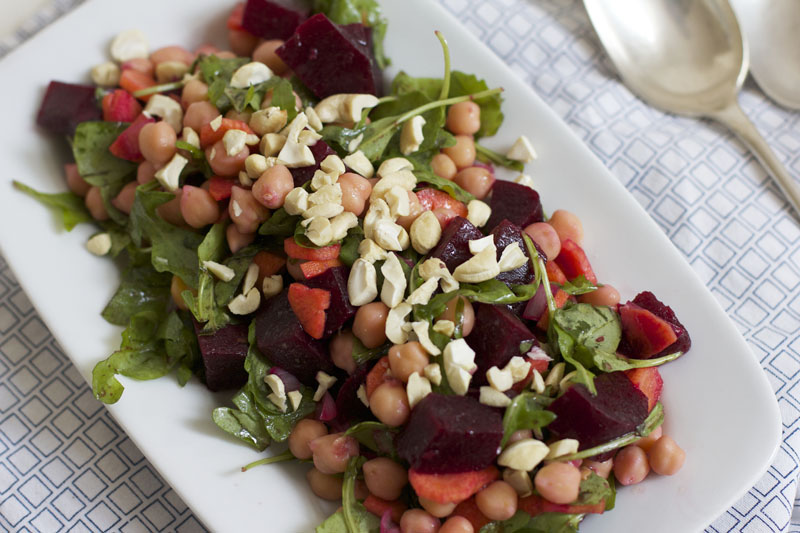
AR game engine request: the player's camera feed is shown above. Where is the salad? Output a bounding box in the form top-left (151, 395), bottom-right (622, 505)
top-left (20, 0), bottom-right (692, 531)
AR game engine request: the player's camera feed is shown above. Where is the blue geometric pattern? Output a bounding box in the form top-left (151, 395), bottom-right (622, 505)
top-left (1, 0), bottom-right (799, 531)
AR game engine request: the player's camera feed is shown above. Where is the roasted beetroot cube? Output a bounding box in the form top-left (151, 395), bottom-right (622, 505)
top-left (241, 0), bottom-right (307, 40)
top-left (255, 289), bottom-right (333, 384)
top-left (547, 371), bottom-right (649, 454)
top-left (490, 220), bottom-right (534, 286)
top-left (397, 394), bottom-right (502, 473)
top-left (333, 364), bottom-right (372, 429)
top-left (486, 181), bottom-right (543, 231)
top-left (303, 266), bottom-right (356, 338)
top-left (428, 217), bottom-right (484, 272)
top-left (467, 304), bottom-right (538, 385)
top-left (193, 321), bottom-right (249, 392)
top-left (37, 81), bottom-right (102, 135)
top-left (290, 141), bottom-right (338, 187)
top-left (276, 14), bottom-right (382, 98)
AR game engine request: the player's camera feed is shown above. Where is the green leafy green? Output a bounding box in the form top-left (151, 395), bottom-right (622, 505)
top-left (313, 0), bottom-right (390, 68)
top-left (343, 457), bottom-right (380, 533)
top-left (500, 392), bottom-right (555, 447)
top-left (183, 223), bottom-right (231, 331)
top-left (483, 512), bottom-right (583, 533)
top-left (558, 275), bottom-right (598, 296)
top-left (339, 226), bottom-right (364, 267)
top-left (351, 337), bottom-right (390, 367)
top-left (259, 207), bottom-right (300, 237)
top-left (101, 253), bottom-right (172, 326)
top-left (475, 142), bottom-right (525, 172)
top-left (413, 167), bottom-right (475, 204)
top-left (13, 181), bottom-right (92, 231)
top-left (575, 472), bottom-right (613, 507)
top-left (344, 421), bottom-right (399, 459)
top-left (215, 244), bottom-right (260, 307)
top-left (212, 406), bottom-right (271, 451)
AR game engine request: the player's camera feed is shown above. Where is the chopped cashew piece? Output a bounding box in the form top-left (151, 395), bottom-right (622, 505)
top-left (342, 151), bottom-right (374, 178)
top-left (303, 203), bottom-right (344, 220)
top-left (357, 384), bottom-right (370, 407)
top-left (453, 246), bottom-right (500, 283)
top-left (531, 369), bottom-right (545, 394)
top-left (486, 366), bottom-right (514, 392)
top-left (467, 199), bottom-right (492, 227)
top-left (546, 439), bottom-right (580, 460)
top-left (362, 199), bottom-right (392, 240)
top-left (419, 258), bottom-right (459, 293)
top-left (90, 61), bottom-right (120, 87)
top-left (320, 154), bottom-right (346, 176)
top-left (242, 263), bottom-right (259, 294)
top-left (245, 154), bottom-right (269, 179)
top-left (498, 242), bottom-right (528, 272)
top-left (228, 287), bottom-right (261, 315)
top-left (480, 386), bottom-right (511, 407)
top-left (443, 339), bottom-right (477, 395)
top-left (239, 171), bottom-right (252, 187)
top-left (507, 135), bottom-right (537, 163)
top-left (209, 115), bottom-right (223, 131)
top-left (250, 107), bottom-right (288, 136)
top-left (182, 127), bottom-right (200, 149)
top-left (406, 372), bottom-right (432, 409)
top-left (153, 153), bottom-right (188, 191)
top-left (348, 259), bottom-right (378, 306)
top-left (373, 219), bottom-right (408, 252)
top-left (277, 112), bottom-right (315, 167)
top-left (308, 183), bottom-right (342, 207)
top-left (260, 133), bottom-right (286, 156)
top-left (329, 211), bottom-right (359, 241)
top-left (377, 157), bottom-right (413, 178)
top-left (287, 390), bottom-right (303, 411)
top-left (370, 170), bottom-right (417, 202)
top-left (559, 371), bottom-right (577, 395)
top-left (305, 106), bottom-right (323, 131)
top-left (223, 129), bottom-right (248, 156)
top-left (268, 393), bottom-right (287, 412)
top-left (503, 469), bottom-right (534, 497)
top-left (262, 275), bottom-right (283, 298)
top-left (411, 321), bottom-right (441, 356)
top-left (544, 362), bottom-right (566, 389)
top-left (144, 94), bottom-right (183, 133)
top-left (505, 356), bottom-right (532, 383)
top-left (230, 62), bottom-right (274, 88)
top-left (283, 187), bottom-right (309, 216)
top-left (406, 277), bottom-right (439, 306)
top-left (385, 186), bottom-right (410, 217)
top-left (432, 320), bottom-right (455, 338)
top-left (347, 134), bottom-right (364, 153)
top-left (498, 439), bottom-right (550, 471)
top-left (264, 374), bottom-right (285, 397)
top-left (86, 233), bottom-right (112, 256)
top-left (110, 29), bottom-right (149, 62)
top-left (305, 216), bottom-right (334, 246)
top-left (423, 363), bottom-right (443, 386)
top-left (313, 371), bottom-right (337, 401)
top-left (358, 238), bottom-right (388, 263)
top-left (469, 235), bottom-right (495, 255)
top-left (385, 302), bottom-right (412, 345)
top-left (380, 254), bottom-right (407, 308)
top-left (514, 173), bottom-right (535, 190)
top-left (410, 211), bottom-right (442, 254)
top-left (400, 115), bottom-right (426, 155)
top-left (314, 93), bottom-right (380, 124)
top-left (298, 129), bottom-right (322, 146)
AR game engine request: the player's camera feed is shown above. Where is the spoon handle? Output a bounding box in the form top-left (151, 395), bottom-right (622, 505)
top-left (708, 102), bottom-right (800, 215)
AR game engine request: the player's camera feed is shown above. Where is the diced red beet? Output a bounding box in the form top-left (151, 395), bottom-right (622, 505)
top-left (547, 371), bottom-right (649, 455)
top-left (276, 14), bottom-right (382, 98)
top-left (254, 288), bottom-right (334, 385)
top-left (303, 266), bottom-right (356, 338)
top-left (618, 302), bottom-right (677, 359)
top-left (397, 394), bottom-right (502, 474)
top-left (108, 114), bottom-right (155, 161)
top-left (490, 220), bottom-right (534, 286)
top-left (193, 321), bottom-right (249, 392)
top-left (618, 291), bottom-right (691, 358)
top-left (315, 391), bottom-right (337, 422)
top-left (241, 0), bottom-right (307, 40)
top-left (334, 364), bottom-right (372, 428)
top-left (466, 304), bottom-right (538, 385)
top-left (486, 181), bottom-right (543, 231)
top-left (428, 217), bottom-right (484, 272)
top-left (290, 140), bottom-right (338, 187)
top-left (522, 283), bottom-right (560, 322)
top-left (37, 81), bottom-right (102, 135)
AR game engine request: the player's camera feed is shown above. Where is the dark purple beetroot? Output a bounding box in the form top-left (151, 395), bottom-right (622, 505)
top-left (618, 291), bottom-right (691, 359)
top-left (241, 0), bottom-right (307, 40)
top-left (290, 140), bottom-right (338, 187)
top-left (303, 266), bottom-right (356, 338)
top-left (37, 81), bottom-right (102, 135)
top-left (276, 14), bottom-right (382, 98)
top-left (522, 283), bottom-right (560, 322)
top-left (333, 364), bottom-right (372, 429)
top-left (486, 181), bottom-right (543, 231)
top-left (254, 289), bottom-right (333, 384)
top-left (547, 371), bottom-right (649, 455)
top-left (467, 304), bottom-right (538, 385)
top-left (193, 321), bottom-right (249, 392)
top-left (397, 394), bottom-right (502, 473)
top-left (491, 220), bottom-right (534, 286)
top-left (428, 217), bottom-right (484, 272)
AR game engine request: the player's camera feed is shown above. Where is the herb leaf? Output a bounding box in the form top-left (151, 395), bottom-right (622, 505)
top-left (500, 392), bottom-right (555, 447)
top-left (475, 142), bottom-right (524, 172)
top-left (101, 253), bottom-right (172, 326)
top-left (13, 181), bottom-right (92, 231)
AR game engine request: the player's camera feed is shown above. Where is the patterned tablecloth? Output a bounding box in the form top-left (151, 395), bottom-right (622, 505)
top-left (2, 0), bottom-right (800, 531)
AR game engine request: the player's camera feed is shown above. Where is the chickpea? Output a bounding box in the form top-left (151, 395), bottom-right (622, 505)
top-left (613, 445), bottom-right (650, 486)
top-left (180, 185), bottom-right (220, 228)
top-left (534, 462), bottom-right (581, 504)
top-left (475, 481), bottom-right (518, 521)
top-left (252, 164), bottom-right (294, 209)
top-left (306, 467), bottom-right (343, 501)
top-left (170, 275), bottom-right (192, 311)
top-left (442, 135), bottom-right (476, 169)
top-left (548, 209), bottom-right (584, 245)
top-left (111, 181), bottom-right (138, 215)
top-left (523, 222), bottom-right (561, 261)
top-left (139, 122), bottom-right (177, 166)
top-left (181, 80), bottom-right (209, 108)
top-left (353, 302), bottom-right (389, 349)
top-left (440, 516), bottom-right (474, 533)
top-left (253, 40), bottom-right (289, 74)
top-left (228, 28), bottom-right (259, 57)
top-left (309, 433), bottom-right (359, 475)
top-left (363, 457), bottom-right (408, 501)
top-left (388, 342), bottom-right (429, 383)
top-left (229, 186), bottom-right (269, 234)
top-left (369, 381), bottom-right (410, 427)
top-left (437, 296), bottom-right (475, 337)
top-left (64, 163), bottom-right (90, 196)
top-left (578, 285), bottom-right (621, 308)
top-left (137, 160), bottom-right (158, 185)
top-left (288, 419), bottom-right (328, 460)
top-left (431, 153), bottom-right (457, 180)
top-left (400, 509), bottom-right (440, 533)
top-left (85, 187), bottom-right (109, 221)
top-left (633, 425), bottom-right (663, 454)
top-left (183, 101), bottom-right (219, 132)
top-left (454, 167), bottom-right (494, 200)
top-left (329, 330), bottom-right (357, 374)
top-left (647, 435), bottom-right (685, 476)
top-left (226, 223), bottom-right (255, 253)
top-left (338, 172), bottom-right (372, 216)
top-left (446, 101), bottom-right (481, 136)
top-left (582, 458), bottom-right (614, 479)
top-left (396, 191), bottom-right (425, 231)
top-left (150, 45), bottom-right (192, 66)
top-left (121, 57), bottom-right (153, 77)
top-left (207, 139), bottom-right (249, 177)
top-left (156, 190), bottom-right (184, 226)
top-left (419, 497), bottom-right (456, 519)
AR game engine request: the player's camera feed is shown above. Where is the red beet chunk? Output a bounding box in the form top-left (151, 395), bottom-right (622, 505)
top-left (397, 394), bottom-right (502, 474)
top-left (241, 0), bottom-right (307, 40)
top-left (254, 288), bottom-right (334, 384)
top-left (428, 217), bottom-right (484, 272)
top-left (276, 14), bottom-right (382, 98)
top-left (618, 302), bottom-right (677, 358)
top-left (490, 220), bottom-right (534, 286)
top-left (37, 81), bottom-right (102, 135)
top-left (334, 364), bottom-right (372, 429)
top-left (303, 266), bottom-right (356, 338)
top-left (547, 371), bottom-right (649, 454)
top-left (290, 140), bottom-right (338, 187)
top-left (486, 181), bottom-right (543, 231)
top-left (630, 291), bottom-right (691, 357)
top-left (467, 304), bottom-right (538, 385)
top-left (193, 321), bottom-right (249, 392)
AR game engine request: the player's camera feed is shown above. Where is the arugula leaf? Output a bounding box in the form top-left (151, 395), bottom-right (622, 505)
top-left (479, 511), bottom-right (537, 533)
top-left (259, 207), bottom-right (300, 237)
top-left (413, 167), bottom-right (475, 204)
top-left (339, 225), bottom-right (364, 267)
top-left (101, 252), bottom-right (172, 326)
top-left (313, 0), bottom-right (390, 69)
top-left (500, 392), bottom-right (555, 447)
top-left (575, 472), bottom-right (613, 506)
top-left (460, 279), bottom-right (539, 305)
top-left (212, 406), bottom-right (271, 451)
top-left (475, 142), bottom-right (525, 172)
top-left (13, 181), bottom-right (92, 231)
top-left (351, 337), bottom-right (390, 367)
top-left (343, 457), bottom-right (381, 533)
top-left (215, 244), bottom-right (260, 307)
top-left (344, 421), bottom-right (399, 459)
top-left (184, 223), bottom-right (231, 331)
top-left (552, 303), bottom-right (621, 365)
top-left (550, 321), bottom-right (597, 395)
top-left (558, 275), bottom-right (598, 296)
top-left (99, 222), bottom-right (132, 258)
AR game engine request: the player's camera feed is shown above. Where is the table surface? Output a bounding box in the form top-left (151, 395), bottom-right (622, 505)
top-left (1, 0), bottom-right (799, 532)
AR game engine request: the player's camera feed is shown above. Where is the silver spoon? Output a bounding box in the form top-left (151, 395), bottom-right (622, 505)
top-left (583, 0), bottom-right (800, 215)
top-left (729, 0), bottom-right (800, 109)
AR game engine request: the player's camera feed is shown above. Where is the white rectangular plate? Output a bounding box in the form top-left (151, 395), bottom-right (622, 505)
top-left (0, 0), bottom-right (781, 531)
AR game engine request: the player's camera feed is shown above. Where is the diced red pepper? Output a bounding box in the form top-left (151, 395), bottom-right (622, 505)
top-left (253, 250), bottom-right (287, 285)
top-left (408, 466), bottom-right (499, 505)
top-left (619, 303), bottom-right (678, 358)
top-left (554, 239), bottom-right (598, 285)
top-left (102, 90), bottom-right (142, 122)
top-left (625, 367), bottom-right (663, 412)
top-left (208, 176), bottom-right (235, 201)
top-left (415, 188), bottom-right (468, 225)
top-left (363, 495), bottom-right (406, 523)
top-left (200, 118), bottom-right (255, 148)
top-left (108, 114), bottom-right (155, 161)
top-left (119, 69), bottom-right (157, 101)
top-left (300, 258), bottom-right (343, 279)
top-left (519, 493), bottom-right (606, 516)
top-left (545, 260), bottom-right (568, 285)
top-left (283, 237), bottom-right (341, 261)
top-left (287, 283), bottom-right (330, 339)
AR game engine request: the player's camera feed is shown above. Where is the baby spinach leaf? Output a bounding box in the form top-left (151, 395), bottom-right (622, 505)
top-left (101, 253), bottom-right (172, 326)
top-left (339, 225), bottom-right (364, 267)
top-left (459, 279), bottom-right (539, 305)
top-left (575, 472), bottom-right (613, 506)
top-left (479, 511), bottom-right (538, 533)
top-left (500, 392), bottom-right (555, 447)
top-left (558, 275), bottom-right (597, 296)
top-left (313, 0), bottom-right (390, 69)
top-left (215, 244), bottom-right (260, 307)
top-left (552, 303), bottom-right (621, 360)
top-left (259, 207), bottom-right (300, 237)
top-left (184, 223), bottom-right (232, 331)
top-left (13, 181), bottom-right (92, 231)
top-left (342, 456), bottom-right (381, 533)
top-left (475, 142), bottom-right (524, 172)
top-left (413, 167), bottom-right (475, 204)
top-left (212, 406), bottom-right (271, 451)
top-left (550, 322), bottom-right (597, 395)
top-left (344, 421), bottom-right (399, 459)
